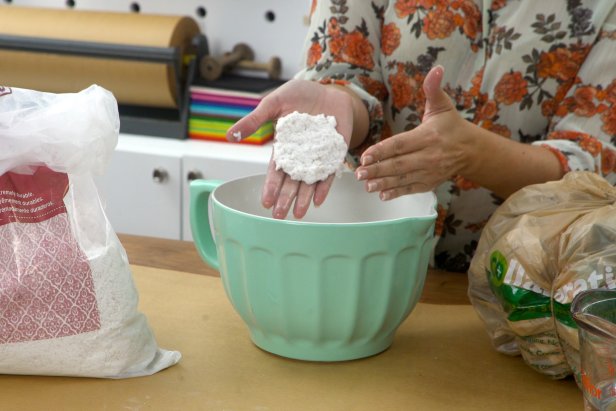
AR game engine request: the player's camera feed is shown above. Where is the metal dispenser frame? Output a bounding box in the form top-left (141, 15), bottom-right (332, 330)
top-left (0, 32), bottom-right (209, 139)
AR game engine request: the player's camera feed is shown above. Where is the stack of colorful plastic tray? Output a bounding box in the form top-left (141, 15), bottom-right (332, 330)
top-left (189, 75), bottom-right (284, 145)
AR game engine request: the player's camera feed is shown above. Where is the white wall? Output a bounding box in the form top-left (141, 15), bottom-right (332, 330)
top-left (3, 0), bottom-right (311, 79)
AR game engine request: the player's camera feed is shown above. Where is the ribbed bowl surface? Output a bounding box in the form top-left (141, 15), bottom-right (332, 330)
top-left (198, 173), bottom-right (437, 361)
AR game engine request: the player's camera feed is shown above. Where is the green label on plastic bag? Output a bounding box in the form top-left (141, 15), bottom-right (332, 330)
top-left (487, 251), bottom-right (575, 327)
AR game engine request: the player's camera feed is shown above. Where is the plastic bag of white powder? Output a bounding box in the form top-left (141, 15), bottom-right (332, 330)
top-left (0, 85), bottom-right (180, 378)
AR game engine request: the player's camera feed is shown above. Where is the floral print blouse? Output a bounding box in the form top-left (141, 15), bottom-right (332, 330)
top-left (295, 0), bottom-right (616, 272)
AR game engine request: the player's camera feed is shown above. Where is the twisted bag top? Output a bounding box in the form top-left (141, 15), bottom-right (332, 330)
top-left (0, 85), bottom-right (119, 176)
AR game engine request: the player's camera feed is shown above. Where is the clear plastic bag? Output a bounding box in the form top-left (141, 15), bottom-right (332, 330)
top-left (0, 85), bottom-right (180, 378)
top-left (469, 171), bottom-right (616, 381)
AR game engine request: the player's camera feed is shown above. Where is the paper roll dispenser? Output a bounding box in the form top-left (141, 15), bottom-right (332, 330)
top-left (0, 6), bottom-right (208, 139)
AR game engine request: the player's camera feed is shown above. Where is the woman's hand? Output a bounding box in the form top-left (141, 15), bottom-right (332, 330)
top-left (354, 65), bottom-right (564, 200)
top-left (354, 66), bottom-right (472, 200)
top-left (227, 79), bottom-right (366, 219)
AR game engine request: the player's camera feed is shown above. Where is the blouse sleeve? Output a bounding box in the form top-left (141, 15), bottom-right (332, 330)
top-left (294, 0), bottom-right (390, 166)
top-left (534, 8), bottom-right (616, 184)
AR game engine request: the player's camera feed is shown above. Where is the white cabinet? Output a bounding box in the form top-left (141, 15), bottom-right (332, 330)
top-left (181, 143), bottom-right (271, 240)
top-left (96, 134), bottom-right (272, 241)
top-left (96, 135), bottom-right (185, 239)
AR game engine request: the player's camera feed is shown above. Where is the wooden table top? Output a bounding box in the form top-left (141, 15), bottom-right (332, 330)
top-left (1, 260), bottom-right (582, 411)
top-left (117, 234), bottom-right (470, 305)
top-left (1, 234), bottom-right (582, 411)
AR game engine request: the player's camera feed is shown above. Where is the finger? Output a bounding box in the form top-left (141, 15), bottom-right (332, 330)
top-left (379, 181), bottom-right (432, 201)
top-left (422, 65), bottom-right (454, 120)
top-left (358, 151), bottom-right (419, 181)
top-left (227, 94), bottom-right (280, 142)
top-left (358, 141), bottom-right (444, 180)
top-left (313, 175), bottom-right (335, 207)
top-left (272, 176), bottom-right (300, 219)
top-left (359, 132), bottom-right (419, 167)
top-left (365, 171), bottom-right (433, 194)
top-left (364, 172), bottom-right (414, 193)
top-left (293, 182), bottom-right (316, 219)
top-left (261, 156), bottom-right (284, 209)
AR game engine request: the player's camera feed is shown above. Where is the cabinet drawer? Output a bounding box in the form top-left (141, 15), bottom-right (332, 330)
top-left (182, 153), bottom-right (270, 241)
top-left (97, 149), bottom-right (183, 240)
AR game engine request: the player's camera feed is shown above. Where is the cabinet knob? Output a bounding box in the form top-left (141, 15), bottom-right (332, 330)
top-left (187, 170), bottom-right (203, 182)
top-left (152, 167), bottom-right (169, 183)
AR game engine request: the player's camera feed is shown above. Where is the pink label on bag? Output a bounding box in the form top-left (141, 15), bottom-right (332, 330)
top-left (0, 167), bottom-right (101, 344)
top-left (0, 167), bottom-right (69, 225)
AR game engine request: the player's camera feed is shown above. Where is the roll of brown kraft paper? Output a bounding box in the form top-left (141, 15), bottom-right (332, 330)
top-left (0, 5), bottom-right (201, 108)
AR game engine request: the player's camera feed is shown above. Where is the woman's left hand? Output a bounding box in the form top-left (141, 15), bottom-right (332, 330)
top-left (354, 66), bottom-right (473, 200)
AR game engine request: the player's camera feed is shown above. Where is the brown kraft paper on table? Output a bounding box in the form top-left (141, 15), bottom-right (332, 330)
top-left (0, 265), bottom-right (583, 411)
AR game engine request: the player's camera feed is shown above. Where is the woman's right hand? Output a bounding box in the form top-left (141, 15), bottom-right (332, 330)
top-left (227, 79), bottom-right (361, 219)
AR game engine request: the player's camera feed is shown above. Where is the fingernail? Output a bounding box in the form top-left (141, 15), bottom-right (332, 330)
top-left (274, 200), bottom-right (292, 219)
top-left (273, 207), bottom-right (285, 219)
top-left (361, 155), bottom-right (373, 166)
top-left (231, 130), bottom-right (242, 142)
top-left (356, 169), bottom-right (367, 180)
top-left (367, 182), bottom-right (377, 192)
top-left (380, 191), bottom-right (391, 201)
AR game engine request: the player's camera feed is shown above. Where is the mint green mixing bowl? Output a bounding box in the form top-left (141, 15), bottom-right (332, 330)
top-left (190, 173), bottom-right (437, 361)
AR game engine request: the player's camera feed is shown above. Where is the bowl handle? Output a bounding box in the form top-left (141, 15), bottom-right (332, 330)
top-left (190, 179), bottom-right (224, 270)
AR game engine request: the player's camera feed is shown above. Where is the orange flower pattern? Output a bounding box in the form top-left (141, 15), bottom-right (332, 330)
top-left (494, 71), bottom-right (528, 105)
top-left (298, 0), bottom-right (616, 273)
top-left (423, 9), bottom-right (457, 39)
top-left (389, 63), bottom-right (415, 110)
top-left (434, 203), bottom-right (447, 237)
top-left (306, 42), bottom-right (323, 68)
